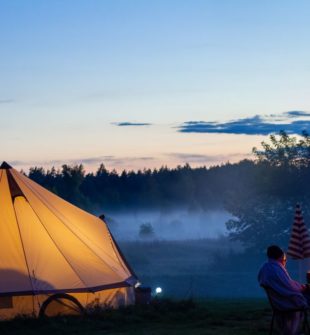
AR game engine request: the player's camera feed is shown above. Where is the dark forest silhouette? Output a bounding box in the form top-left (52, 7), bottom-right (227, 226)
top-left (26, 131), bottom-right (310, 249)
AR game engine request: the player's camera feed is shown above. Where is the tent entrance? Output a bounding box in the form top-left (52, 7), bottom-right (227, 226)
top-left (39, 293), bottom-right (84, 317)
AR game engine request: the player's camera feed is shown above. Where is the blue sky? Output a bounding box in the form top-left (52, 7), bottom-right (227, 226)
top-left (1, 1), bottom-right (310, 171)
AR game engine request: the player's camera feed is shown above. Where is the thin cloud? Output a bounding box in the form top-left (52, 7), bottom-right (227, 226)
top-left (285, 111), bottom-right (310, 118)
top-left (168, 152), bottom-right (251, 164)
top-left (178, 112), bottom-right (310, 135)
top-left (0, 99), bottom-right (14, 104)
top-left (10, 156), bottom-right (154, 168)
top-left (112, 122), bottom-right (152, 127)
top-left (70, 155), bottom-right (154, 167)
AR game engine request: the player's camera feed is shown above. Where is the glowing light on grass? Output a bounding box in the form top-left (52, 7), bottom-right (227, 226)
top-left (155, 287), bottom-right (162, 294)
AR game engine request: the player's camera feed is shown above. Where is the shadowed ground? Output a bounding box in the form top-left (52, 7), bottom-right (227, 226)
top-left (0, 299), bottom-right (270, 335)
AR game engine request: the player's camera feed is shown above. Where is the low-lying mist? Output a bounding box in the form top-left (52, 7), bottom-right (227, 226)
top-left (99, 209), bottom-right (268, 298)
top-left (103, 209), bottom-right (231, 241)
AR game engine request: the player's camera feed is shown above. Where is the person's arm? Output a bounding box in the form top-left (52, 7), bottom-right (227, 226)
top-left (290, 279), bottom-right (307, 291)
top-left (272, 267), bottom-right (307, 307)
top-left (272, 266), bottom-right (304, 295)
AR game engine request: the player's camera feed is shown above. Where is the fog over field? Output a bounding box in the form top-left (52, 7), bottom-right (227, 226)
top-left (99, 209), bottom-right (264, 298)
top-left (101, 209), bottom-right (297, 299)
top-left (103, 209), bottom-right (231, 241)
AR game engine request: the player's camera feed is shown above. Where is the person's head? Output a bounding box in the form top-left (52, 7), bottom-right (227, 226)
top-left (267, 245), bottom-right (286, 265)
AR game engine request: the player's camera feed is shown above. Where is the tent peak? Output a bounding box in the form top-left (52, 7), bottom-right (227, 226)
top-left (0, 161), bottom-right (12, 169)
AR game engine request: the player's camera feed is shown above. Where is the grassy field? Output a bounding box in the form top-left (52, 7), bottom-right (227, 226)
top-left (0, 299), bottom-right (271, 335)
top-left (119, 239), bottom-right (265, 298)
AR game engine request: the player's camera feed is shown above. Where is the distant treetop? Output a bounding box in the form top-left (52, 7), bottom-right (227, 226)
top-left (252, 130), bottom-right (310, 167)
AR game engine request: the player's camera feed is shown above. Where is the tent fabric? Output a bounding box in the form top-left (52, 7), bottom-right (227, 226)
top-left (287, 204), bottom-right (310, 260)
top-left (0, 287), bottom-right (135, 319)
top-left (0, 162), bottom-right (137, 318)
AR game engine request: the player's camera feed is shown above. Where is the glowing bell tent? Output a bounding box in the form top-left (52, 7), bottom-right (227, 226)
top-left (0, 162), bottom-right (137, 319)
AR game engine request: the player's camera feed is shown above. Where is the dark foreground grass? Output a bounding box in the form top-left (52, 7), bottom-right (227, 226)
top-left (0, 299), bottom-right (270, 335)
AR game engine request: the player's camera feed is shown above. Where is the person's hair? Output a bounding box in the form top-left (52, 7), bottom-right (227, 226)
top-left (267, 245), bottom-right (284, 260)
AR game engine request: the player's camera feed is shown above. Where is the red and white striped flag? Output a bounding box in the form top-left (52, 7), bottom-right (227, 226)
top-left (287, 204), bottom-right (310, 259)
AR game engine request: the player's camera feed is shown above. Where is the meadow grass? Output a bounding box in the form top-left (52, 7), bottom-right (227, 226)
top-left (119, 239), bottom-right (264, 298)
top-left (0, 299), bottom-right (270, 335)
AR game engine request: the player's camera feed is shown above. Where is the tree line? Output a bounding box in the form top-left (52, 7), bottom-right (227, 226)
top-left (28, 162), bottom-right (237, 212)
top-left (27, 131), bottom-right (310, 250)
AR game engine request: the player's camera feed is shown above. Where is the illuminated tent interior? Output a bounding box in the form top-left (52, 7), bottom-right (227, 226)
top-left (0, 162), bottom-right (137, 319)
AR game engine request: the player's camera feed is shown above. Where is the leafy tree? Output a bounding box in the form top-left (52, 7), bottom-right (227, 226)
top-left (139, 223), bottom-right (155, 239)
top-left (28, 167), bottom-right (46, 185)
top-left (252, 130), bottom-right (310, 167)
top-left (227, 196), bottom-right (286, 249)
top-left (225, 131), bottom-right (310, 250)
top-left (58, 164), bottom-right (89, 208)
